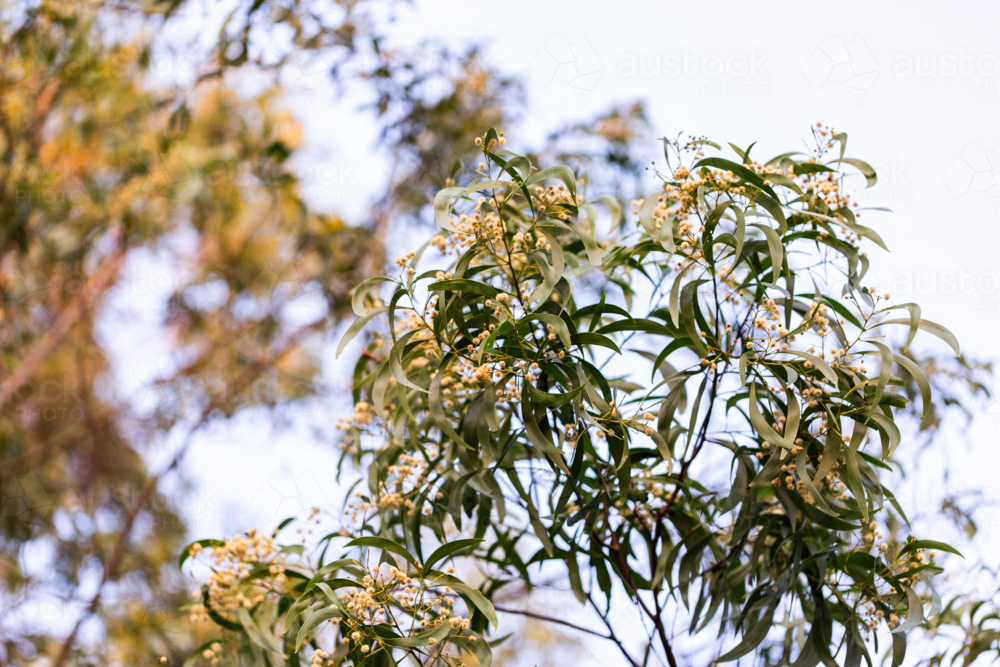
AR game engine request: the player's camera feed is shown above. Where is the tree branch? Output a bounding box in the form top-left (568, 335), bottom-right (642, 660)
top-left (494, 604), bottom-right (640, 667)
top-left (0, 248), bottom-right (125, 408)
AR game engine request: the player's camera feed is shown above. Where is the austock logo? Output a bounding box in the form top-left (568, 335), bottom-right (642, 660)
top-left (971, 373), bottom-right (1000, 445)
top-left (3, 376), bottom-right (87, 426)
top-left (123, 145), bottom-right (197, 204)
top-left (0, 254), bottom-right (56, 304)
top-left (891, 49), bottom-right (1000, 95)
top-left (526, 35), bottom-right (604, 104)
top-left (250, 469), bottom-right (335, 527)
top-left (392, 142), bottom-right (465, 207)
top-left (943, 143), bottom-right (1000, 212)
top-left (0, 469), bottom-right (52, 530)
top-left (105, 576), bottom-right (188, 635)
top-left (802, 36), bottom-right (1000, 100)
top-left (249, 34), bottom-right (331, 108)
top-left (802, 35), bottom-right (879, 101)
top-left (844, 156), bottom-right (912, 208)
top-left (616, 48), bottom-right (771, 97)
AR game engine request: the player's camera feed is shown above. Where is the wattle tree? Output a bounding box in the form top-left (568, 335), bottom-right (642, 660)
top-left (185, 126), bottom-right (974, 666)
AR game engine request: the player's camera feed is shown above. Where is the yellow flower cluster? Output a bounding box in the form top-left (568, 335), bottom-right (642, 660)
top-left (186, 529), bottom-right (286, 624)
top-left (331, 561), bottom-right (473, 662)
top-left (345, 453), bottom-right (431, 522)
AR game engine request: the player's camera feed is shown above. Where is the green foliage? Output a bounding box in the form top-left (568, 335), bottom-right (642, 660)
top-left (0, 0), bottom-right (534, 663)
top-left (3, 1), bottom-right (995, 665)
top-left (187, 126), bottom-right (982, 665)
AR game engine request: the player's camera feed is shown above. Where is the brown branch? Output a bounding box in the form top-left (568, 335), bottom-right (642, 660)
top-left (0, 248), bottom-right (125, 409)
top-left (654, 364), bottom-right (722, 545)
top-left (493, 605), bottom-right (613, 640)
top-left (495, 603), bottom-right (641, 667)
top-left (50, 411), bottom-right (205, 667)
top-left (593, 504), bottom-right (678, 667)
top-left (586, 595), bottom-right (642, 667)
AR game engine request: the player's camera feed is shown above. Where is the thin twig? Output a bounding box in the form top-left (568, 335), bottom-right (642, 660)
top-left (496, 601), bottom-right (643, 667)
top-left (585, 595), bottom-right (641, 667)
top-left (493, 605), bottom-right (612, 640)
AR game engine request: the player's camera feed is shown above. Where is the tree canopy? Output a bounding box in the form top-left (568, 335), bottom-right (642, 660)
top-left (1, 1), bottom-right (997, 666)
top-left (184, 127), bottom-right (996, 666)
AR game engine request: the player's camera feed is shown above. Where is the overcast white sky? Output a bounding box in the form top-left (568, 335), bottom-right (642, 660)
top-left (140, 1), bottom-right (1000, 663)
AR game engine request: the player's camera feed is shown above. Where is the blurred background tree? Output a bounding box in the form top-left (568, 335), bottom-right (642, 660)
top-left (0, 1), bottom-right (373, 663)
top-left (0, 0), bottom-right (637, 663)
top-left (0, 0), bottom-right (994, 665)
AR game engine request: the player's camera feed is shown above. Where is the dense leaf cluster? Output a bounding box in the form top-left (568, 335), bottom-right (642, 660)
top-left (188, 127), bottom-right (970, 666)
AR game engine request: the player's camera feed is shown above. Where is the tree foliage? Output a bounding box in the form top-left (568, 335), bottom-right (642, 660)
top-left (0, 0), bottom-right (382, 661)
top-left (185, 126), bottom-right (991, 666)
top-left (2, 1), bottom-right (997, 666)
